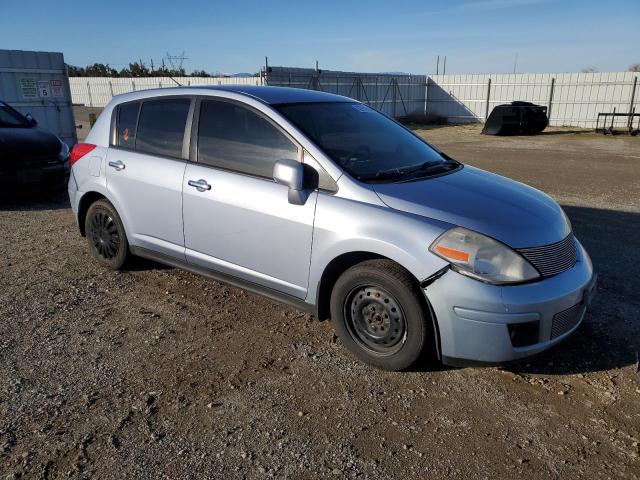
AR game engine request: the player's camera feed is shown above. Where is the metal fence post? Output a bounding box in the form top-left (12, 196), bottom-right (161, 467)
top-left (108, 81), bottom-right (114, 98)
top-left (547, 77), bottom-right (556, 123)
top-left (629, 76), bottom-right (638, 130)
top-left (392, 78), bottom-right (397, 118)
top-left (424, 77), bottom-right (429, 119)
top-left (374, 76), bottom-right (379, 111)
top-left (484, 78), bottom-right (492, 120)
top-left (86, 81), bottom-right (93, 108)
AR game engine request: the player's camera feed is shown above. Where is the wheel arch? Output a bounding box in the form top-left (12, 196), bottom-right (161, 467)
top-left (314, 250), bottom-right (442, 361)
top-left (77, 191), bottom-right (108, 236)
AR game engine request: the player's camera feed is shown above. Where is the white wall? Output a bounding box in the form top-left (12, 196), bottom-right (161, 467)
top-left (69, 76), bottom-right (262, 108)
top-left (427, 72), bottom-right (639, 128)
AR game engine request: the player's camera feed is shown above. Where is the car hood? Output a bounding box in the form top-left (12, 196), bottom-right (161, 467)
top-left (0, 126), bottom-right (61, 161)
top-left (372, 165), bottom-right (570, 248)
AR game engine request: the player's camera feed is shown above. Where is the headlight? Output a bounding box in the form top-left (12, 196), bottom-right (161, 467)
top-left (429, 227), bottom-right (540, 284)
top-left (58, 140), bottom-right (70, 161)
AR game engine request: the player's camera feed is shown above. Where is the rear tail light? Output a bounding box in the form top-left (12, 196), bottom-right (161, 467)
top-left (70, 143), bottom-right (96, 166)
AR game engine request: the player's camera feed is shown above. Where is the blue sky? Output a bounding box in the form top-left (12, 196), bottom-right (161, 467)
top-left (2, 0), bottom-right (638, 74)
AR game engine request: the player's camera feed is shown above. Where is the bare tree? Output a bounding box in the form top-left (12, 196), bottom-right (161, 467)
top-left (629, 63), bottom-right (640, 72)
top-left (581, 67), bottom-right (598, 73)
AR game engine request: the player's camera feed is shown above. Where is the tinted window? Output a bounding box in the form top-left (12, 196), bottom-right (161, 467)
top-left (116, 102), bottom-right (139, 148)
top-left (136, 99), bottom-right (191, 157)
top-left (198, 100), bottom-right (298, 178)
top-left (277, 102), bottom-right (455, 182)
top-left (0, 104), bottom-right (29, 128)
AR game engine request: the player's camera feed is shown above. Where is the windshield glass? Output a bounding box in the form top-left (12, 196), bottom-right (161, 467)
top-left (276, 102), bottom-right (459, 182)
top-left (0, 103), bottom-right (30, 128)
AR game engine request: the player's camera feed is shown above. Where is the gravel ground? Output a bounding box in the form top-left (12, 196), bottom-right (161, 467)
top-left (1, 122), bottom-right (639, 479)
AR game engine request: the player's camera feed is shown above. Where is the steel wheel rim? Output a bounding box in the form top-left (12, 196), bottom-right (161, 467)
top-left (89, 211), bottom-right (120, 260)
top-left (344, 285), bottom-right (407, 356)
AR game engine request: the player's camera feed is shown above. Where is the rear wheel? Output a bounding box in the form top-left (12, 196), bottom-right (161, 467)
top-left (85, 199), bottom-right (129, 270)
top-left (330, 259), bottom-right (431, 371)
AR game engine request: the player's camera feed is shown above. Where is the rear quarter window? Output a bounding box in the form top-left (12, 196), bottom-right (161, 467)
top-left (115, 102), bottom-right (139, 148)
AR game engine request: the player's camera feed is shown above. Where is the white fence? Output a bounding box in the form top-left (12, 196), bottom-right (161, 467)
top-left (69, 71), bottom-right (640, 129)
top-left (69, 76), bottom-right (261, 107)
top-left (426, 72), bottom-right (639, 128)
top-left (264, 67), bottom-right (426, 118)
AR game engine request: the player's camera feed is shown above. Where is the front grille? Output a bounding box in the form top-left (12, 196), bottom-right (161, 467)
top-left (551, 302), bottom-right (584, 339)
top-left (517, 234), bottom-right (577, 277)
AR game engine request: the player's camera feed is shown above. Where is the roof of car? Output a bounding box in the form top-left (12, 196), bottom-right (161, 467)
top-left (192, 85), bottom-right (353, 104)
top-left (113, 85), bottom-right (354, 106)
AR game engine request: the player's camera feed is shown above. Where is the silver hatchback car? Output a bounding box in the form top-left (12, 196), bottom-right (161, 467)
top-left (69, 86), bottom-right (596, 371)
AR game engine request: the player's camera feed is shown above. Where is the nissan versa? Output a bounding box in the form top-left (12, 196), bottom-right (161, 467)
top-left (68, 86), bottom-right (597, 371)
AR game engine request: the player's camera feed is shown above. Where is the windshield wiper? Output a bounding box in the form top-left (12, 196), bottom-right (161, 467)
top-left (362, 159), bottom-right (459, 182)
top-left (357, 170), bottom-right (406, 182)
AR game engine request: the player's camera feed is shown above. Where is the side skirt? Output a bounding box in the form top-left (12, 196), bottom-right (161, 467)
top-left (130, 246), bottom-right (317, 316)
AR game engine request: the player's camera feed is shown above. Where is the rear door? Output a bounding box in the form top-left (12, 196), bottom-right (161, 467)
top-left (106, 97), bottom-right (192, 259)
top-left (182, 98), bottom-right (317, 298)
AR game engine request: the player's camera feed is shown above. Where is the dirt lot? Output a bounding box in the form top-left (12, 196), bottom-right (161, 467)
top-left (1, 120), bottom-right (639, 479)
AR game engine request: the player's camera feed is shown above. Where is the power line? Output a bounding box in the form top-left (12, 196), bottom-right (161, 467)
top-left (165, 51), bottom-right (188, 71)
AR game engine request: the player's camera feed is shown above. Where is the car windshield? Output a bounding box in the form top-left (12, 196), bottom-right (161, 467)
top-left (276, 102), bottom-right (460, 182)
top-left (0, 103), bottom-right (30, 128)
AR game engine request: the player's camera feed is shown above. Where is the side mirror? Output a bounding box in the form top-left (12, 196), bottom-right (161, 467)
top-left (273, 159), bottom-right (309, 205)
top-left (25, 113), bottom-right (37, 126)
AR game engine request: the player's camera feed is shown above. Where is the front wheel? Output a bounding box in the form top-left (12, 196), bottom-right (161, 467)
top-left (85, 199), bottom-right (129, 270)
top-left (330, 259), bottom-right (432, 371)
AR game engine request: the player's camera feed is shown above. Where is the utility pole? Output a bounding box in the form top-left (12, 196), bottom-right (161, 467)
top-left (513, 52), bottom-right (518, 74)
top-left (166, 51), bottom-right (188, 71)
top-left (443, 56), bottom-right (447, 75)
top-left (436, 55), bottom-right (439, 75)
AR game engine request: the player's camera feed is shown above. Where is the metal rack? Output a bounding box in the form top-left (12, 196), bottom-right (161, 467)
top-left (595, 109), bottom-right (639, 135)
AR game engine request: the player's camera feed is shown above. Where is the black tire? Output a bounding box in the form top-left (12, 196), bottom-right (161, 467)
top-left (85, 199), bottom-right (129, 270)
top-left (330, 259), bottom-right (431, 371)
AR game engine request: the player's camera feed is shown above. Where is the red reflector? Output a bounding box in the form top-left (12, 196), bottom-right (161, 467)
top-left (70, 143), bottom-right (97, 166)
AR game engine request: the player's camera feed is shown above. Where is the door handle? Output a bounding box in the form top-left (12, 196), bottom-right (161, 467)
top-left (188, 179), bottom-right (212, 192)
top-left (108, 160), bottom-right (125, 171)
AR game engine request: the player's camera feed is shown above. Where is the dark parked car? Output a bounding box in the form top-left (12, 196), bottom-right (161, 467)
top-left (0, 100), bottom-right (70, 190)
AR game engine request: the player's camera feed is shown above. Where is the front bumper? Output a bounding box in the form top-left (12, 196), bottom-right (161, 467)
top-left (425, 239), bottom-right (596, 366)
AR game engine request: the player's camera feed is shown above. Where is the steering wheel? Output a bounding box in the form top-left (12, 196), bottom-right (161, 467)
top-left (345, 145), bottom-right (372, 168)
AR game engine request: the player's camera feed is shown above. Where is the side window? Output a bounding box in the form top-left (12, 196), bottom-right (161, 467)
top-left (197, 100), bottom-right (298, 178)
top-left (136, 98), bottom-right (191, 158)
top-left (115, 102), bottom-right (139, 148)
